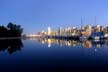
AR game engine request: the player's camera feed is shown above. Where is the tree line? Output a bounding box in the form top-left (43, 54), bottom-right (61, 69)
top-left (0, 22), bottom-right (23, 37)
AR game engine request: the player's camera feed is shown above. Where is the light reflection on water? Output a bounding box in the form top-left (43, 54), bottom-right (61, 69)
top-left (0, 38), bottom-right (108, 71)
top-left (31, 38), bottom-right (108, 49)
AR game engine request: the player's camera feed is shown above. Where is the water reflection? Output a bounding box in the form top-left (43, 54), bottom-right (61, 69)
top-left (0, 39), bottom-right (23, 54)
top-left (37, 38), bottom-right (108, 48)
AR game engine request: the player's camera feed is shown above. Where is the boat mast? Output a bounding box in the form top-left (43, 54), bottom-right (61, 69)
top-left (81, 18), bottom-right (83, 29)
top-left (95, 16), bottom-right (97, 25)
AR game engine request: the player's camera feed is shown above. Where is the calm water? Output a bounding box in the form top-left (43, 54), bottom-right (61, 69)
top-left (0, 38), bottom-right (108, 72)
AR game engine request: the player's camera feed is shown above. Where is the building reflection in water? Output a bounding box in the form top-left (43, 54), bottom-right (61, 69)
top-left (48, 39), bottom-right (51, 48)
top-left (38, 38), bottom-right (108, 48)
top-left (83, 41), bottom-right (92, 48)
top-left (0, 39), bottom-right (23, 54)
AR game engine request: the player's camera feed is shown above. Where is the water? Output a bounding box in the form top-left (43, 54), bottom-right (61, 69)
top-left (0, 38), bottom-right (108, 72)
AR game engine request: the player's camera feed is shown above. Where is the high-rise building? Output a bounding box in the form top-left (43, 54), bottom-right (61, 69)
top-left (85, 25), bottom-right (92, 36)
top-left (58, 27), bottom-right (62, 36)
top-left (48, 27), bottom-right (51, 36)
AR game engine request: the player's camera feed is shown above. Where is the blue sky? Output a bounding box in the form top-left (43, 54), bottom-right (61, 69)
top-left (0, 0), bottom-right (108, 34)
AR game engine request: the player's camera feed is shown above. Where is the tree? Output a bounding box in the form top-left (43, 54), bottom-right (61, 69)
top-left (7, 22), bottom-right (23, 37)
top-left (0, 26), bottom-right (8, 37)
top-left (0, 22), bottom-right (23, 37)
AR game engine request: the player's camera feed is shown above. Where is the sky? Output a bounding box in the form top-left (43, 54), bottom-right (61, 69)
top-left (0, 0), bottom-right (108, 34)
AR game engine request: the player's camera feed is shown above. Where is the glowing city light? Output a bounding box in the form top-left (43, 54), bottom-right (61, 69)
top-left (48, 27), bottom-right (51, 36)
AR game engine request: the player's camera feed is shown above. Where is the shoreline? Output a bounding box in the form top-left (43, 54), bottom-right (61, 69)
top-left (0, 36), bottom-right (108, 40)
top-left (0, 37), bottom-right (21, 40)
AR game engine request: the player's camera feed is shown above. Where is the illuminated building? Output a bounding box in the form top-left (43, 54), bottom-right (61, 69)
top-left (41, 30), bottom-right (47, 35)
top-left (48, 27), bottom-right (51, 36)
top-left (104, 27), bottom-right (108, 37)
top-left (84, 25), bottom-right (92, 36)
top-left (58, 27), bottom-right (62, 36)
top-left (93, 25), bottom-right (103, 32)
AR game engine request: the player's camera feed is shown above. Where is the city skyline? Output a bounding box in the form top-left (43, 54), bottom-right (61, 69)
top-left (0, 0), bottom-right (108, 34)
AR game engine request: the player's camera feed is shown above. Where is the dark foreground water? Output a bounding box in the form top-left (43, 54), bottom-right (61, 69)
top-left (0, 38), bottom-right (108, 72)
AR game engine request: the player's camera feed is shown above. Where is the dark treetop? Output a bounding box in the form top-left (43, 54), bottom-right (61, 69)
top-left (0, 22), bottom-right (23, 37)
